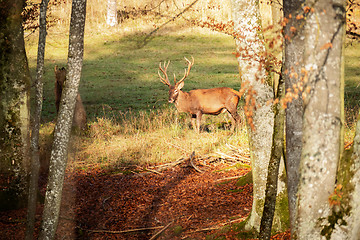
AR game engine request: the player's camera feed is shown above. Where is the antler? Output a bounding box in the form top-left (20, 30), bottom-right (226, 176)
top-left (176, 56), bottom-right (194, 86)
top-left (158, 61), bottom-right (171, 86)
top-left (159, 57), bottom-right (194, 86)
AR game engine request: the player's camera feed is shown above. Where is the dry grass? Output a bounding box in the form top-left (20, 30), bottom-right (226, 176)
top-left (47, 0), bottom-right (232, 35)
top-left (39, 109), bottom-right (249, 170)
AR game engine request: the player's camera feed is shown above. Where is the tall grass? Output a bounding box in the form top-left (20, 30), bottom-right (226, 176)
top-left (63, 107), bottom-right (249, 170)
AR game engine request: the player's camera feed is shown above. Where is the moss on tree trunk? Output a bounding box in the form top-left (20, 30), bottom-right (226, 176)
top-left (0, 0), bottom-right (31, 211)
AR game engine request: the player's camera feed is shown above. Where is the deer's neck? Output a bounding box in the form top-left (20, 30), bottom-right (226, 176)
top-left (174, 90), bottom-right (190, 112)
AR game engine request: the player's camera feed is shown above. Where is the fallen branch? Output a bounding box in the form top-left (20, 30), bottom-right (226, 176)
top-left (149, 221), bottom-right (174, 240)
top-left (185, 216), bottom-right (247, 235)
top-left (86, 226), bottom-right (164, 234)
top-left (189, 151), bottom-right (203, 173)
top-left (215, 176), bottom-right (242, 182)
top-left (188, 227), bottom-right (220, 233)
top-left (146, 168), bottom-right (163, 175)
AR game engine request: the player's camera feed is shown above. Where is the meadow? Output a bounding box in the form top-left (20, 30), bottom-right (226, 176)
top-left (24, 0), bottom-right (360, 171)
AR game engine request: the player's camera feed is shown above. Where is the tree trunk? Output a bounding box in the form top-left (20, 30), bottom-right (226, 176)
top-left (282, 0), bottom-right (304, 237)
top-left (38, 0), bottom-right (87, 239)
top-left (232, 0), bottom-right (288, 234)
top-left (327, 109), bottom-right (360, 239)
top-left (329, 110), bottom-right (360, 239)
top-left (106, 0), bottom-right (117, 27)
top-left (0, 0), bottom-right (31, 211)
top-left (295, 0), bottom-right (346, 238)
top-left (25, 0), bottom-right (49, 239)
top-left (259, 74), bottom-right (285, 240)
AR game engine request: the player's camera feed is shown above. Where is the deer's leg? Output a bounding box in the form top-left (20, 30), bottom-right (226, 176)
top-left (226, 100), bottom-right (241, 131)
top-left (191, 114), bottom-right (197, 131)
top-left (196, 112), bottom-right (202, 133)
top-left (229, 111), bottom-right (240, 131)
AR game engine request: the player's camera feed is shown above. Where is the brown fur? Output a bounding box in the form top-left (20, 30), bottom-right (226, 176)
top-left (54, 65), bottom-right (87, 130)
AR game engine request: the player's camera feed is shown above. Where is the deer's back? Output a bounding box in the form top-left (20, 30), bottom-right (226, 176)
top-left (187, 87), bottom-right (239, 114)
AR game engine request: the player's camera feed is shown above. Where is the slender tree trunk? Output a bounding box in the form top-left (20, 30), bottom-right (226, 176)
top-left (295, 0), bottom-right (345, 238)
top-left (232, 0), bottom-right (287, 234)
top-left (328, 109), bottom-right (360, 239)
top-left (282, 1), bottom-right (304, 237)
top-left (38, 0), bottom-right (87, 239)
top-left (25, 0), bottom-right (49, 239)
top-left (0, 0), bottom-right (31, 211)
top-left (106, 0), bottom-right (117, 26)
top-left (259, 74), bottom-right (285, 240)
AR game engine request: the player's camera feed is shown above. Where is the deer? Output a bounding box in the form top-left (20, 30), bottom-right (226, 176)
top-left (158, 57), bottom-right (242, 132)
top-left (54, 65), bottom-right (87, 131)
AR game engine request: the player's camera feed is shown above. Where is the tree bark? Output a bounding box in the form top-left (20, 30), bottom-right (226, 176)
top-left (259, 74), bottom-right (285, 240)
top-left (26, 0), bottom-right (49, 239)
top-left (328, 110), bottom-right (360, 239)
top-left (38, 0), bottom-right (87, 239)
top-left (332, 111), bottom-right (360, 239)
top-left (282, 0), bottom-right (305, 237)
top-left (295, 0), bottom-right (346, 238)
top-left (0, 0), bottom-right (31, 211)
top-left (106, 0), bottom-right (117, 27)
top-left (232, 0), bottom-right (288, 234)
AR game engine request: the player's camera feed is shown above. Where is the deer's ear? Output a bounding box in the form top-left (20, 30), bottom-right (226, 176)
top-left (177, 81), bottom-right (184, 90)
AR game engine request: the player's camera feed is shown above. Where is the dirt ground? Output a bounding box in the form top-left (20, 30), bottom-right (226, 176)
top-left (0, 160), bottom-right (290, 240)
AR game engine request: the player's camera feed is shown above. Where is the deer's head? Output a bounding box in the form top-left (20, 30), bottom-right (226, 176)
top-left (158, 57), bottom-right (194, 103)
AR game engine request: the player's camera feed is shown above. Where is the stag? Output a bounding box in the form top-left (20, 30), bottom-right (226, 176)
top-left (158, 57), bottom-right (242, 132)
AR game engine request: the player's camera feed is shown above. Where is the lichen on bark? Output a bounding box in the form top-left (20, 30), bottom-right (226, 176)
top-left (0, 0), bottom-right (31, 210)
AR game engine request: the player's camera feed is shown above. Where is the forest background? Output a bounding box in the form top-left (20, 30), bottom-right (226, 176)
top-left (2, 0), bottom-right (360, 239)
top-left (23, 0), bottom-right (360, 169)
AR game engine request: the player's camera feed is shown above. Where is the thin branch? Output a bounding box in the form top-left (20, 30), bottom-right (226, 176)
top-left (86, 226), bottom-right (164, 234)
top-left (149, 221), bottom-right (174, 240)
top-left (138, 0), bottom-right (199, 47)
top-left (189, 151), bottom-right (203, 173)
top-left (215, 176), bottom-right (243, 182)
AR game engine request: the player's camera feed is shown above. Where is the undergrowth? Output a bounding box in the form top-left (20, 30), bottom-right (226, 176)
top-left (39, 107), bottom-right (249, 171)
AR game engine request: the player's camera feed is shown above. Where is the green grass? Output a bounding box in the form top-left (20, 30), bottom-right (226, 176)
top-left (344, 41), bottom-right (360, 142)
top-left (25, 15), bottom-right (360, 169)
top-left (26, 29), bottom-right (240, 122)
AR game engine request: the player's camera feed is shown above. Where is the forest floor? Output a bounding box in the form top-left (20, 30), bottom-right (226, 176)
top-left (0, 158), bottom-right (290, 240)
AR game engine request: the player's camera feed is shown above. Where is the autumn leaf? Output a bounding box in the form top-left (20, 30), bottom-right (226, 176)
top-left (321, 42), bottom-right (333, 50)
top-left (304, 6), bottom-right (311, 13)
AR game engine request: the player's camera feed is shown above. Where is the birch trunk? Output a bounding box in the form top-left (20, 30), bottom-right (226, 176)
top-left (39, 0), bottom-right (87, 239)
top-left (259, 75), bottom-right (285, 240)
top-left (232, 0), bottom-right (288, 233)
top-left (329, 110), bottom-right (360, 239)
top-left (334, 111), bottom-right (360, 239)
top-left (0, 0), bottom-right (31, 211)
top-left (295, 0), bottom-right (345, 238)
top-left (26, 0), bottom-right (49, 239)
top-left (282, 0), bottom-right (304, 236)
top-left (106, 0), bottom-right (117, 26)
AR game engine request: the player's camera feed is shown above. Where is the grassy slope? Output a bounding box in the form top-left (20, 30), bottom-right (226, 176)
top-left (27, 29), bottom-right (240, 122)
top-left (25, 13), bottom-right (360, 169)
top-left (26, 24), bottom-right (251, 169)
